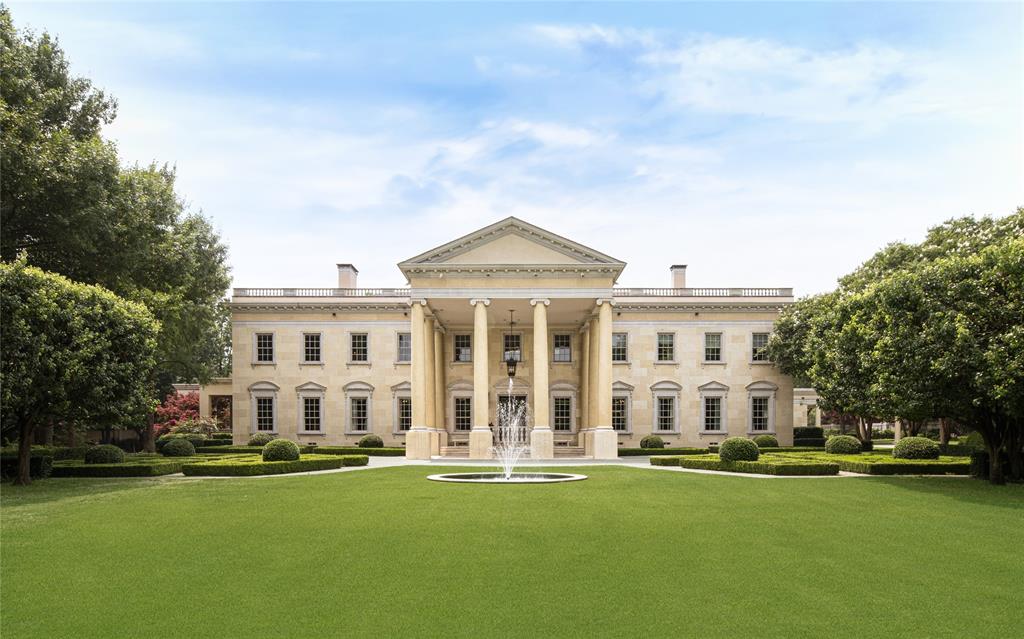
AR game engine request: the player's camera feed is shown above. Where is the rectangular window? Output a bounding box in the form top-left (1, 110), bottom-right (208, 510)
top-left (454, 334), bottom-right (472, 362)
top-left (612, 396), bottom-right (628, 432)
top-left (657, 396), bottom-right (675, 432)
top-left (612, 332), bottom-right (628, 362)
top-left (397, 333), bottom-right (411, 363)
top-left (303, 333), bottom-right (321, 363)
top-left (256, 397), bottom-right (274, 431)
top-left (751, 332), bottom-right (770, 362)
top-left (255, 333), bottom-right (274, 363)
top-left (350, 397), bottom-right (368, 432)
top-left (454, 397), bottom-right (472, 431)
top-left (503, 334), bottom-right (522, 362)
top-left (553, 334), bottom-right (572, 362)
top-left (704, 333), bottom-right (722, 362)
top-left (704, 396), bottom-right (722, 431)
top-left (350, 333), bottom-right (368, 362)
top-left (303, 396), bottom-right (321, 432)
top-left (657, 333), bottom-right (675, 362)
top-left (751, 396), bottom-right (769, 431)
top-left (553, 396), bottom-right (572, 432)
top-left (397, 397), bottom-right (412, 431)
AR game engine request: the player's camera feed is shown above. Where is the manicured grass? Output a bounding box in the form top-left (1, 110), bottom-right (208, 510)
top-left (2, 467), bottom-right (1022, 638)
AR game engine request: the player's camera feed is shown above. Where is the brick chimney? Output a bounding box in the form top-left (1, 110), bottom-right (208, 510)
top-left (337, 264), bottom-right (359, 289)
top-left (670, 265), bottom-right (687, 289)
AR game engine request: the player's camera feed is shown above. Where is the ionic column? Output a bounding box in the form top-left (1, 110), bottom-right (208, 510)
top-left (423, 315), bottom-right (436, 429)
top-left (469, 298), bottom-right (492, 458)
top-left (586, 315), bottom-right (600, 455)
top-left (406, 299), bottom-right (431, 459)
top-left (530, 298), bottom-right (553, 459)
top-left (579, 322), bottom-right (590, 435)
top-left (591, 299), bottom-right (618, 459)
top-left (433, 325), bottom-right (445, 439)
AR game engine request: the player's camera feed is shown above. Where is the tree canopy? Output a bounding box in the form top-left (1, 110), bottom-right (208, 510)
top-left (1, 258), bottom-right (159, 484)
top-left (0, 8), bottom-right (231, 394)
top-left (768, 208), bottom-right (1024, 483)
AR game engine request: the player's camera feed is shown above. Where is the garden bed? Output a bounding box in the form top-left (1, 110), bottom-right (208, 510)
top-left (618, 447), bottom-right (707, 456)
top-left (650, 453), bottom-right (839, 476)
top-left (181, 454), bottom-right (368, 477)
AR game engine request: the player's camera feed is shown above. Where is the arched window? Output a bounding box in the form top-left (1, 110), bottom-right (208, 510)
top-left (248, 381), bottom-right (280, 434)
top-left (650, 380), bottom-right (683, 434)
top-left (698, 381), bottom-right (730, 434)
top-left (343, 381), bottom-right (375, 434)
top-left (295, 382), bottom-right (326, 434)
top-left (746, 381), bottom-right (778, 434)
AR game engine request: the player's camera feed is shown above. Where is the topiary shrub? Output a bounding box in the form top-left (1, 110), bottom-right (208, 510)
top-left (893, 436), bottom-right (940, 460)
top-left (357, 434), bottom-right (384, 448)
top-left (161, 438), bottom-right (195, 457)
top-left (719, 437), bottom-right (759, 462)
top-left (793, 426), bottom-right (825, 439)
top-left (247, 432), bottom-right (275, 447)
top-left (84, 444), bottom-right (125, 465)
top-left (825, 435), bottom-right (862, 455)
top-left (640, 435), bottom-right (665, 449)
top-left (753, 435), bottom-right (779, 448)
top-left (263, 438), bottom-right (300, 462)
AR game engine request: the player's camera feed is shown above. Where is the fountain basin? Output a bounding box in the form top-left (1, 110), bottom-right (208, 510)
top-left (426, 472), bottom-right (587, 484)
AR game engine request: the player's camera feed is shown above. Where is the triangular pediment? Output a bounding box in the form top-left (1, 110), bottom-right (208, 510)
top-left (399, 217), bottom-right (624, 267)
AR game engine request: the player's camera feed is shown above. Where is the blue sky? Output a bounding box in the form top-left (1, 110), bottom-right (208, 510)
top-left (9, 2), bottom-right (1022, 293)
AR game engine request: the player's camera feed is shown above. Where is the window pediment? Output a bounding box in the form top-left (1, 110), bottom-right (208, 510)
top-left (295, 381), bottom-right (326, 393)
top-left (248, 381), bottom-right (280, 392)
top-left (698, 381), bottom-right (730, 392)
top-left (746, 381), bottom-right (778, 392)
top-left (343, 381), bottom-right (375, 393)
top-left (613, 381), bottom-right (635, 392)
top-left (650, 380), bottom-right (683, 392)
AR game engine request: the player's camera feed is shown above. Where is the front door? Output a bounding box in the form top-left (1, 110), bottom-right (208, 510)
top-left (496, 394), bottom-right (528, 441)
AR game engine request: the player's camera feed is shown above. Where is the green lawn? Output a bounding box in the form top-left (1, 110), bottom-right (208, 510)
top-left (2, 467), bottom-right (1022, 638)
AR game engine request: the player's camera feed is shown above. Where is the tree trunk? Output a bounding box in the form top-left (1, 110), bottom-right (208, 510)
top-left (987, 439), bottom-right (1005, 485)
top-left (939, 419), bottom-right (950, 446)
top-left (14, 419), bottom-right (34, 486)
top-left (141, 412), bottom-right (156, 453)
top-left (42, 420), bottom-right (54, 446)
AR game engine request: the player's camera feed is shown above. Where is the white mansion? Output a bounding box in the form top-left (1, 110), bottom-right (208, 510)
top-left (200, 218), bottom-right (796, 459)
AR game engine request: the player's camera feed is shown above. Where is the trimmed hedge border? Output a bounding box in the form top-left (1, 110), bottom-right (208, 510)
top-left (52, 460), bottom-right (186, 477)
top-left (650, 454), bottom-right (839, 475)
top-left (181, 454), bottom-right (367, 477)
top-left (196, 445), bottom-right (406, 456)
top-left (774, 453), bottom-right (969, 475)
top-left (619, 447), bottom-right (707, 457)
top-left (0, 453), bottom-right (54, 479)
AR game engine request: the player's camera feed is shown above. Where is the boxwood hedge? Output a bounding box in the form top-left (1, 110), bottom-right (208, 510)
top-left (618, 447), bottom-right (707, 457)
top-left (649, 456), bottom-right (683, 466)
top-left (181, 454), bottom-right (364, 476)
top-left (793, 438), bottom-right (827, 447)
top-left (672, 454), bottom-right (839, 476)
top-left (0, 452), bottom-right (54, 479)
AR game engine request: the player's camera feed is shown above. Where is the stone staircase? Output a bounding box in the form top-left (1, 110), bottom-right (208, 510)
top-left (553, 446), bottom-right (586, 458)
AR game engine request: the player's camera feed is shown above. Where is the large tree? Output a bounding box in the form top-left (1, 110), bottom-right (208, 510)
top-left (1, 258), bottom-right (159, 484)
top-left (1, 9), bottom-right (231, 448)
top-left (769, 210), bottom-right (1024, 483)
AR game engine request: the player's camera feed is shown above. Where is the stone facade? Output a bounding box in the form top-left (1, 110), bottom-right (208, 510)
top-left (212, 217), bottom-right (796, 458)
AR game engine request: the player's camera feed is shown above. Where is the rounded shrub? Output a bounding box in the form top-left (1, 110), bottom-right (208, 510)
top-left (263, 438), bottom-right (300, 462)
top-left (825, 435), bottom-right (862, 455)
top-left (893, 436), bottom-right (940, 460)
top-left (640, 435), bottom-right (665, 449)
top-left (247, 432), bottom-right (275, 447)
top-left (84, 444), bottom-right (125, 465)
top-left (182, 434), bottom-right (206, 449)
top-left (719, 437), bottom-right (759, 462)
top-left (357, 434), bottom-right (384, 448)
top-left (753, 435), bottom-right (779, 448)
top-left (161, 438), bottom-right (195, 457)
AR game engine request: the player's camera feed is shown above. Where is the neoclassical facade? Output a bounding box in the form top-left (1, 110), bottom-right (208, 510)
top-left (205, 218), bottom-right (796, 459)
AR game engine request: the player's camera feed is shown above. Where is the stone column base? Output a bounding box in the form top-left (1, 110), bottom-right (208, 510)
top-left (405, 428), bottom-right (434, 460)
top-left (469, 428), bottom-right (493, 459)
top-left (591, 427), bottom-right (618, 459)
top-left (530, 428), bottom-right (554, 460)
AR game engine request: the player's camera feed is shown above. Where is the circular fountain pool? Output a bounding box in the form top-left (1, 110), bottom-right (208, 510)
top-left (426, 472), bottom-right (588, 484)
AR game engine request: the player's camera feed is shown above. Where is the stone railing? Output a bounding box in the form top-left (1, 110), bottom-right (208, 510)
top-left (613, 287), bottom-right (793, 297)
top-left (233, 288), bottom-right (411, 297)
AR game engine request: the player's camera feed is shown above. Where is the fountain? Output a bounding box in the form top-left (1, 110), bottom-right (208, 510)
top-left (427, 311), bottom-right (587, 485)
